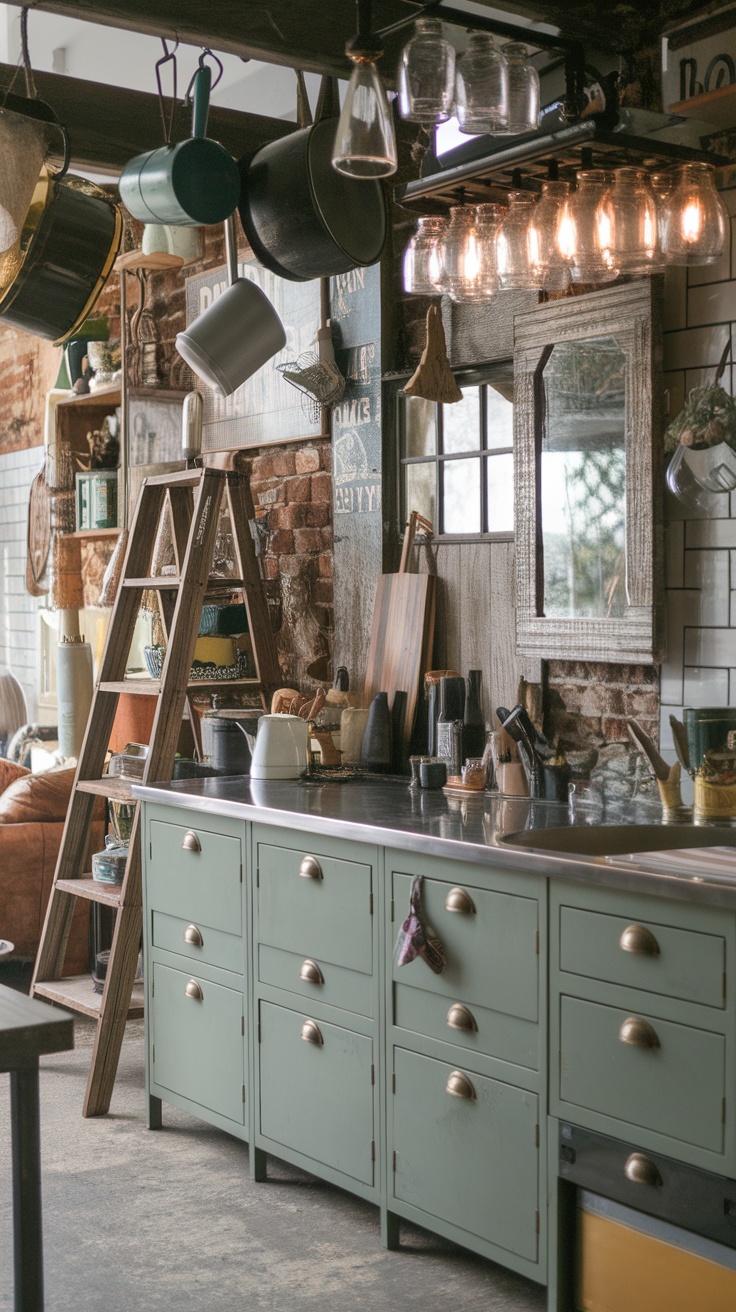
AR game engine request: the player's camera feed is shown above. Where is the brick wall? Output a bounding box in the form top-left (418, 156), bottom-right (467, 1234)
top-left (0, 327), bottom-right (59, 456)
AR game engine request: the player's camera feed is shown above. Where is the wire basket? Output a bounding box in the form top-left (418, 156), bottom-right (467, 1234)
top-left (277, 351), bottom-right (346, 424)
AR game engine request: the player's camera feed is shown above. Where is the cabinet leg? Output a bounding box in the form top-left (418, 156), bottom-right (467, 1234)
top-left (147, 1095), bottom-right (162, 1130)
top-left (251, 1147), bottom-right (267, 1182)
top-left (381, 1208), bottom-right (401, 1250)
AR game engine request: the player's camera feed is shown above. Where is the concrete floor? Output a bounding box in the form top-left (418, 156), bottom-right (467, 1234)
top-left (0, 974), bottom-right (547, 1312)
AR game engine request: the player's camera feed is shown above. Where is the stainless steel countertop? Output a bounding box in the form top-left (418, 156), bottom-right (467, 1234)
top-left (132, 776), bottom-right (736, 909)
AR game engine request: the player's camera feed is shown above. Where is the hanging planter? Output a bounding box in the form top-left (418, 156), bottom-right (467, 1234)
top-left (665, 337), bottom-right (736, 506)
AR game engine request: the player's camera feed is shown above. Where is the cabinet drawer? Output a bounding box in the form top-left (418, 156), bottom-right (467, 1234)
top-left (392, 871), bottom-right (538, 1022)
top-left (258, 1001), bottom-right (374, 1186)
top-left (393, 982), bottom-right (538, 1069)
top-left (258, 944), bottom-right (372, 1018)
top-left (392, 1047), bottom-right (539, 1260)
top-left (560, 906), bottom-right (726, 1009)
top-left (257, 841), bottom-right (372, 974)
top-left (148, 819), bottom-right (242, 935)
top-left (151, 961), bottom-right (244, 1125)
top-left (559, 995), bottom-right (725, 1153)
top-left (152, 910), bottom-right (242, 976)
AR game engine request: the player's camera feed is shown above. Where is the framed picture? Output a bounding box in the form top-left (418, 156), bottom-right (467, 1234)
top-left (184, 258), bottom-right (325, 450)
top-left (128, 389), bottom-right (187, 467)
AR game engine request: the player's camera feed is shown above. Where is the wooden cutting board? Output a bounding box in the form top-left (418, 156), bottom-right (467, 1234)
top-left (363, 570), bottom-right (436, 746)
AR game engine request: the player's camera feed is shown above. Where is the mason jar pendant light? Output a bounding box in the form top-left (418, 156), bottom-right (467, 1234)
top-left (663, 163), bottom-right (728, 266)
top-left (496, 192), bottom-right (540, 289)
top-left (333, 0), bottom-right (397, 179)
top-left (403, 215), bottom-right (446, 294)
top-left (597, 167), bottom-right (660, 274)
top-left (502, 42), bottom-right (540, 135)
top-left (455, 33), bottom-right (508, 135)
top-left (436, 206), bottom-right (481, 300)
top-left (527, 180), bottom-right (570, 291)
top-left (557, 169), bottom-right (619, 286)
top-left (398, 17), bottom-right (456, 125)
top-left (463, 203), bottom-right (506, 302)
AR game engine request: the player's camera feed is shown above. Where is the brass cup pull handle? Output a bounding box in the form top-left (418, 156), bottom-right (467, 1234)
top-left (624, 1152), bottom-right (663, 1188)
top-left (619, 1016), bottom-right (660, 1049)
top-left (185, 979), bottom-right (203, 1001)
top-left (182, 830), bottom-right (202, 854)
top-left (446, 1070), bottom-right (476, 1100)
top-left (447, 1003), bottom-right (478, 1033)
top-left (620, 924), bottom-right (660, 957)
top-left (184, 924), bottom-right (204, 947)
top-left (445, 887), bottom-right (476, 915)
top-left (299, 958), bottom-right (324, 985)
top-left (301, 1019), bottom-right (324, 1046)
top-left (299, 855), bottom-right (323, 880)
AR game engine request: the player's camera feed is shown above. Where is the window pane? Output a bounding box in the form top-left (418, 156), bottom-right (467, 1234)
top-left (443, 458), bottom-right (480, 533)
top-left (442, 387), bottom-right (480, 454)
top-left (486, 452), bottom-right (514, 533)
top-left (405, 462), bottom-right (436, 526)
top-left (486, 383), bottom-right (514, 450)
top-left (403, 396), bottom-right (436, 457)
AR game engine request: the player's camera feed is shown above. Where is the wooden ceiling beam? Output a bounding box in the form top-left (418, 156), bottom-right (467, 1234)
top-left (0, 63), bottom-right (294, 172)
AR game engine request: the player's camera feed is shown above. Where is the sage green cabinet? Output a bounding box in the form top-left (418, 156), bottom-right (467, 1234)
top-left (151, 960), bottom-right (245, 1127)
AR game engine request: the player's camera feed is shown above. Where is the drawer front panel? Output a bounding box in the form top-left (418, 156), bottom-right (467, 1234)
top-left (259, 1001), bottom-right (374, 1185)
top-left (394, 982), bottom-right (538, 1070)
top-left (151, 962), bottom-right (244, 1124)
top-left (149, 820), bottom-right (242, 934)
top-left (559, 996), bottom-right (725, 1152)
top-left (258, 944), bottom-right (372, 1018)
top-left (257, 842), bottom-right (372, 974)
top-left (392, 871), bottom-right (538, 1022)
top-left (560, 906), bottom-right (725, 1009)
top-left (392, 1047), bottom-right (539, 1260)
top-left (152, 910), bottom-right (242, 976)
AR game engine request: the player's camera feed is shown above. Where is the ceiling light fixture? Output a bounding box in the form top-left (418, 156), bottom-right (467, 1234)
top-left (332, 0), bottom-right (397, 179)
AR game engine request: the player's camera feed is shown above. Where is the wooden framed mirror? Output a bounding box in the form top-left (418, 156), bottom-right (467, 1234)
top-left (514, 281), bottom-right (664, 677)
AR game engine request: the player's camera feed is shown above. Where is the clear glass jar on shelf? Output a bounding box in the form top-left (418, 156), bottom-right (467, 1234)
top-left (597, 167), bottom-right (660, 275)
top-left (455, 33), bottom-right (508, 135)
top-left (557, 169), bottom-right (619, 286)
top-left (663, 162), bottom-right (728, 266)
top-left (527, 180), bottom-right (570, 291)
top-left (502, 42), bottom-right (540, 134)
top-left (403, 216), bottom-right (446, 294)
top-left (496, 191), bottom-right (541, 289)
top-left (398, 17), bottom-right (456, 125)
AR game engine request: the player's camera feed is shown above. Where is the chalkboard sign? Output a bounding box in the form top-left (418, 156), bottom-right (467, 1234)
top-left (185, 259), bottom-right (323, 450)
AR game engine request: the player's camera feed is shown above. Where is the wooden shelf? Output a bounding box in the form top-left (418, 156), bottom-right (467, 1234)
top-left (57, 385), bottom-right (121, 408)
top-left (122, 576), bottom-right (180, 589)
top-left (77, 777), bottom-right (135, 802)
top-left (34, 975), bottom-right (144, 1020)
top-left (55, 878), bottom-right (123, 908)
top-left (71, 527), bottom-right (121, 540)
top-left (100, 676), bottom-right (262, 695)
top-left (669, 84), bottom-right (736, 128)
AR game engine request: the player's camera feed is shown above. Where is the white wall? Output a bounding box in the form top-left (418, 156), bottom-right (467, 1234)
top-left (0, 443), bottom-right (43, 719)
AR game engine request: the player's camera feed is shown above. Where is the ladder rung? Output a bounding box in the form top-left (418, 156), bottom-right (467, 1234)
top-left (187, 676), bottom-right (263, 689)
top-left (77, 778), bottom-right (135, 802)
top-left (99, 680), bottom-right (160, 695)
top-left (207, 577), bottom-right (244, 589)
top-left (122, 576), bottom-right (181, 589)
top-left (34, 976), bottom-right (144, 1020)
top-left (144, 469), bottom-right (203, 487)
top-left (55, 878), bottom-right (123, 908)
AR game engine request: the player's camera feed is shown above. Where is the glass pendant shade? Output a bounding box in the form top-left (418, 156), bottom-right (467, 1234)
top-left (455, 33), bottom-right (508, 136)
top-left (597, 167), bottom-right (660, 274)
top-left (557, 170), bottom-right (619, 286)
top-left (403, 216), bottom-right (446, 294)
top-left (650, 171), bottom-right (674, 254)
top-left (663, 163), bottom-right (727, 266)
top-left (528, 180), bottom-right (570, 292)
top-left (436, 206), bottom-right (479, 300)
top-left (496, 191), bottom-right (541, 290)
top-left (455, 203), bottom-right (506, 303)
top-left (333, 57), bottom-right (398, 178)
top-left (399, 17), bottom-right (456, 124)
top-left (502, 42), bottom-right (540, 135)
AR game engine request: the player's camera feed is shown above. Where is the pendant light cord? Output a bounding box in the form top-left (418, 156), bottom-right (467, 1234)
top-left (20, 8), bottom-right (37, 99)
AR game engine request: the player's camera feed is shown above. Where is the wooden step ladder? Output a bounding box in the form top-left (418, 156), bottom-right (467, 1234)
top-left (32, 466), bottom-right (280, 1116)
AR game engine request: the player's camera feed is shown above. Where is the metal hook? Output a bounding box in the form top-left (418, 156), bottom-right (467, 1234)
top-left (155, 36), bottom-right (179, 144)
top-left (185, 48), bottom-right (223, 104)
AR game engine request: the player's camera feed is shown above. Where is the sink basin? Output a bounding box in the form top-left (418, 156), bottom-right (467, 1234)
top-left (501, 824), bottom-right (736, 858)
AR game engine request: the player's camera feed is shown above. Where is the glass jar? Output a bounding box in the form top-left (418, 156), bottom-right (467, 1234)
top-left (597, 167), bottom-right (660, 274)
top-left (650, 171), bottom-right (675, 254)
top-left (455, 33), bottom-right (508, 135)
top-left (436, 205), bottom-right (478, 299)
top-left (398, 17), bottom-right (456, 124)
top-left (503, 42), bottom-right (540, 134)
top-left (528, 180), bottom-right (570, 291)
top-left (455, 203), bottom-right (506, 302)
top-left (403, 216), bottom-right (446, 294)
top-left (496, 191), bottom-right (541, 289)
top-left (663, 162), bottom-right (728, 266)
top-left (557, 169), bottom-right (619, 285)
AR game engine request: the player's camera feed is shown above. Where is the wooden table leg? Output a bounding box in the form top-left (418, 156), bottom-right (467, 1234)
top-left (10, 1061), bottom-right (44, 1312)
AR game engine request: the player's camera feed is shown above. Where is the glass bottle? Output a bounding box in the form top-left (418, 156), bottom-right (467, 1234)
top-left (527, 180), bottom-right (570, 292)
top-left (332, 58), bottom-right (397, 178)
top-left (436, 675), bottom-right (465, 771)
top-left (502, 42), bottom-right (540, 134)
top-left (455, 33), bottom-right (508, 135)
top-left (597, 167), bottom-right (659, 275)
top-left (663, 162), bottom-right (728, 266)
top-left (496, 191), bottom-right (541, 289)
top-left (398, 17), bottom-right (456, 125)
top-left (557, 169), bottom-right (619, 285)
top-left (436, 205), bottom-right (478, 299)
top-left (463, 670), bottom-right (486, 759)
top-left (403, 216), bottom-right (446, 295)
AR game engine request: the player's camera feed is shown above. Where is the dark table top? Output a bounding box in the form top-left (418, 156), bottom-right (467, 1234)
top-left (0, 984), bottom-right (74, 1074)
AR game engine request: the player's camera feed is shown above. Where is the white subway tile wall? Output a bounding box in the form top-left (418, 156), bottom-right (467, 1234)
top-left (0, 445), bottom-right (44, 719)
top-left (662, 188), bottom-right (736, 780)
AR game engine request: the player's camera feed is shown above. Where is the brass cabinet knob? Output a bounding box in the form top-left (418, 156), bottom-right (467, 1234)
top-left (445, 887), bottom-right (476, 915)
top-left (299, 855), bottom-right (323, 880)
top-left (185, 979), bottom-right (203, 1001)
top-left (620, 924), bottom-right (660, 957)
top-left (301, 1019), bottom-right (324, 1046)
top-left (299, 958), bottom-right (324, 985)
top-left (624, 1152), bottom-right (663, 1188)
top-left (184, 924), bottom-right (203, 947)
top-left (619, 1016), bottom-right (660, 1049)
top-left (447, 1003), bottom-right (478, 1033)
top-left (446, 1070), bottom-right (476, 1100)
top-left (182, 830), bottom-right (201, 853)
